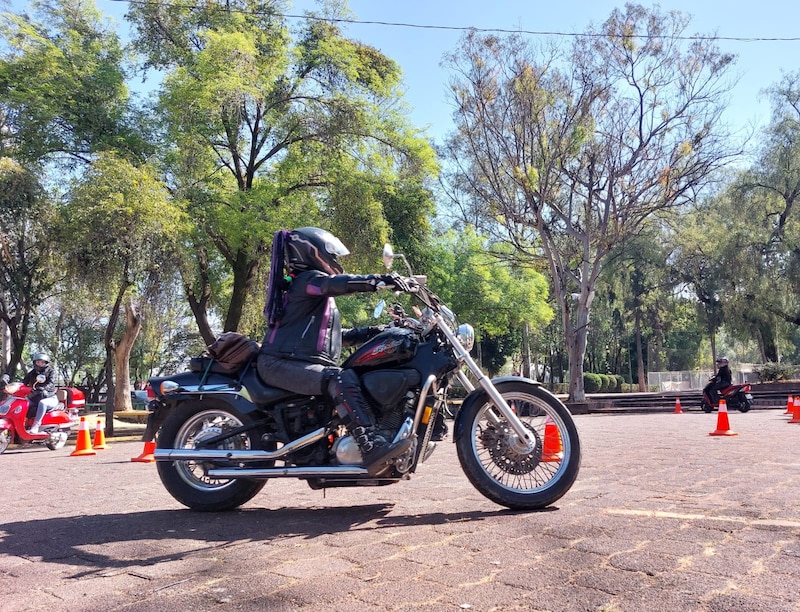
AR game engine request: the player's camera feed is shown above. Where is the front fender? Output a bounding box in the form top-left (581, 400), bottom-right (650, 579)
top-left (453, 378), bottom-right (559, 441)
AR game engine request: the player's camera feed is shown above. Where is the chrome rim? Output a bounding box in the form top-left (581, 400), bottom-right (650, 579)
top-left (469, 392), bottom-right (570, 494)
top-left (173, 409), bottom-right (252, 491)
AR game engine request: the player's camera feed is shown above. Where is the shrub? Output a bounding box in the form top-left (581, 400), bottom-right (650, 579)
top-left (613, 375), bottom-right (624, 392)
top-left (754, 362), bottom-right (797, 382)
top-left (583, 372), bottom-right (603, 393)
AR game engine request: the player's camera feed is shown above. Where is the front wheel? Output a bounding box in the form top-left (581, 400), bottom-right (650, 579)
top-left (701, 401), bottom-right (713, 413)
top-left (455, 381), bottom-right (581, 510)
top-left (156, 400), bottom-right (268, 511)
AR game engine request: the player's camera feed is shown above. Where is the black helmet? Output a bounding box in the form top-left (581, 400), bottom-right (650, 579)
top-left (285, 227), bottom-right (349, 275)
top-left (32, 353), bottom-right (50, 365)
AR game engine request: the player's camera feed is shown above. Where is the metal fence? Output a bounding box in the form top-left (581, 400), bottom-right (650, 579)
top-left (647, 365), bottom-right (756, 392)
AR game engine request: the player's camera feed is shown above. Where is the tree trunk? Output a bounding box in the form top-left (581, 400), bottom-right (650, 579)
top-left (104, 282), bottom-right (131, 437)
top-left (183, 248), bottom-right (216, 346)
top-left (112, 298), bottom-right (142, 425)
top-left (635, 310), bottom-right (647, 392)
top-left (223, 249), bottom-right (260, 333)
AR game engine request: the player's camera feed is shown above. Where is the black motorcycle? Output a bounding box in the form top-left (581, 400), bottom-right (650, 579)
top-left (146, 244), bottom-right (581, 511)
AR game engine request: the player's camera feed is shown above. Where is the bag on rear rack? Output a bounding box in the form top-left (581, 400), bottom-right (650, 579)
top-left (189, 332), bottom-right (260, 375)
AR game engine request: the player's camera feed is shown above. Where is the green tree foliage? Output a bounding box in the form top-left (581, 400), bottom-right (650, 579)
top-left (126, 0), bottom-right (437, 338)
top-left (426, 228), bottom-right (553, 374)
top-left (0, 157), bottom-right (58, 374)
top-left (0, 0), bottom-right (146, 165)
top-left (442, 5), bottom-right (736, 400)
top-left (60, 153), bottom-right (184, 429)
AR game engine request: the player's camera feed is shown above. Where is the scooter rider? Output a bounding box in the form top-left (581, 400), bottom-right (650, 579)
top-left (706, 357), bottom-right (732, 406)
top-left (257, 227), bottom-right (417, 475)
top-left (22, 353), bottom-right (58, 434)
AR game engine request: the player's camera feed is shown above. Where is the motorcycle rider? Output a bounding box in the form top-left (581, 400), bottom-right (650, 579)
top-left (22, 353), bottom-right (58, 434)
top-left (706, 357), bottom-right (732, 406)
top-left (257, 227), bottom-right (417, 475)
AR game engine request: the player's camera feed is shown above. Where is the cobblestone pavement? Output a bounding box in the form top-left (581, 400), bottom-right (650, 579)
top-left (2, 410), bottom-right (799, 612)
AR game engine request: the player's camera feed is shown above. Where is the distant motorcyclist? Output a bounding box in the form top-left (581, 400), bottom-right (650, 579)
top-left (257, 227), bottom-right (417, 475)
top-left (705, 357), bottom-right (732, 406)
top-left (22, 353), bottom-right (58, 434)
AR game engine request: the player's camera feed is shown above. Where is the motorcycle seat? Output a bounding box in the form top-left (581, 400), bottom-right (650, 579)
top-left (240, 369), bottom-right (304, 405)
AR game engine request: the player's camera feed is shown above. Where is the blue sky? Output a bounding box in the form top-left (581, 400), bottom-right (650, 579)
top-left (285, 0), bottom-right (800, 146)
top-left (17, 0), bottom-right (800, 145)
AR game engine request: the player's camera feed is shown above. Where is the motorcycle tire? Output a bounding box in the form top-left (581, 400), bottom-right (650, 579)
top-left (156, 399), bottom-right (268, 511)
top-left (0, 429), bottom-right (10, 454)
top-left (701, 402), bottom-right (713, 413)
top-left (46, 431), bottom-right (68, 450)
top-left (738, 398), bottom-right (752, 413)
top-left (455, 380), bottom-right (581, 510)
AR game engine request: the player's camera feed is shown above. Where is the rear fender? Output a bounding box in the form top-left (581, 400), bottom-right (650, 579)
top-left (144, 391), bottom-right (259, 442)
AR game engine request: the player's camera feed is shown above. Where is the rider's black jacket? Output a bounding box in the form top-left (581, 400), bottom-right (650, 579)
top-left (22, 364), bottom-right (56, 400)
top-left (260, 270), bottom-right (385, 366)
top-left (711, 364), bottom-right (732, 387)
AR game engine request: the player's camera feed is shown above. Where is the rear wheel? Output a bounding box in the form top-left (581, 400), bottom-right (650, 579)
top-left (455, 381), bottom-right (581, 510)
top-left (157, 400), bottom-right (268, 511)
top-left (738, 396), bottom-right (752, 413)
top-left (46, 431), bottom-right (68, 450)
top-left (0, 428), bottom-right (11, 454)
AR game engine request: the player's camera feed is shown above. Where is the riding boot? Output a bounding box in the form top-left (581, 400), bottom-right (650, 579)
top-left (329, 370), bottom-right (412, 475)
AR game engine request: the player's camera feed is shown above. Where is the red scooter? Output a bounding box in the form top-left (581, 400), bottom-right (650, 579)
top-left (0, 374), bottom-right (85, 453)
top-left (701, 381), bottom-right (753, 413)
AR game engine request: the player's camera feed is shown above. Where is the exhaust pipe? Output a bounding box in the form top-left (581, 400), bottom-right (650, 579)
top-left (153, 427), bottom-right (326, 462)
top-left (207, 465), bottom-right (369, 478)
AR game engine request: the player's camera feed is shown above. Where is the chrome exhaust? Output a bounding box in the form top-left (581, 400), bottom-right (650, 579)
top-left (207, 465), bottom-right (370, 478)
top-left (153, 427), bottom-right (326, 462)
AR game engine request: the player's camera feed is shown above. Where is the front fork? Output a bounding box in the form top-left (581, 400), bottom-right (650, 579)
top-left (437, 317), bottom-right (536, 452)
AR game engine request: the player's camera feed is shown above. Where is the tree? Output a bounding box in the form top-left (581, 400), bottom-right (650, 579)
top-left (127, 0), bottom-right (437, 340)
top-left (61, 153), bottom-right (184, 434)
top-left (0, 0), bottom-right (146, 165)
top-left (0, 157), bottom-right (58, 375)
top-left (442, 4), bottom-right (737, 401)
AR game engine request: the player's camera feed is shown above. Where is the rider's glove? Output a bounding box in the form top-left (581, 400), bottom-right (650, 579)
top-left (380, 272), bottom-right (416, 292)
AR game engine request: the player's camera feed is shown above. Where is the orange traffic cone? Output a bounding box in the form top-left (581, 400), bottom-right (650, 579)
top-left (131, 440), bottom-right (156, 463)
top-left (789, 397), bottom-right (800, 424)
top-left (92, 419), bottom-right (108, 450)
top-left (784, 395), bottom-right (794, 415)
top-left (674, 398), bottom-right (683, 414)
top-left (709, 399), bottom-right (738, 436)
top-left (540, 416), bottom-right (563, 462)
top-left (70, 416), bottom-right (97, 456)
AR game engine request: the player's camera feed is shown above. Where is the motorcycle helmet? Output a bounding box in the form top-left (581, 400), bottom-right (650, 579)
top-left (716, 357), bottom-right (729, 366)
top-left (32, 352), bottom-right (50, 370)
top-left (285, 227), bottom-right (349, 275)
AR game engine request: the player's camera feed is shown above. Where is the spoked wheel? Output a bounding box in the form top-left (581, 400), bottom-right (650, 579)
top-left (157, 400), bottom-right (268, 511)
top-left (455, 381), bottom-right (581, 510)
top-left (46, 431), bottom-right (68, 450)
top-left (0, 429), bottom-right (11, 454)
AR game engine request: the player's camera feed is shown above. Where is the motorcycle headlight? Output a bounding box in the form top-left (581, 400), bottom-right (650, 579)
top-left (456, 324), bottom-right (475, 352)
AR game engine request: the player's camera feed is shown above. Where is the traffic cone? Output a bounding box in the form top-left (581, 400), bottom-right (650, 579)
top-left (540, 416), bottom-right (563, 462)
top-left (674, 397), bottom-right (683, 414)
top-left (709, 399), bottom-right (738, 436)
top-left (70, 417), bottom-right (97, 456)
top-left (92, 419), bottom-right (108, 450)
top-left (789, 397), bottom-right (800, 424)
top-left (131, 440), bottom-right (156, 463)
top-left (784, 395), bottom-right (793, 415)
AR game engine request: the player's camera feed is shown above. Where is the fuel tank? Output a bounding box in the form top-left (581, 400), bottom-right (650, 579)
top-left (342, 328), bottom-right (418, 369)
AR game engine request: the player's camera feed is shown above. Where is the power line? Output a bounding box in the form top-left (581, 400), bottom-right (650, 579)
top-left (103, 0), bottom-right (800, 43)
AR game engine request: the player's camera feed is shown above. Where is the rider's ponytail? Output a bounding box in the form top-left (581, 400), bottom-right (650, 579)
top-left (264, 230), bottom-right (291, 327)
